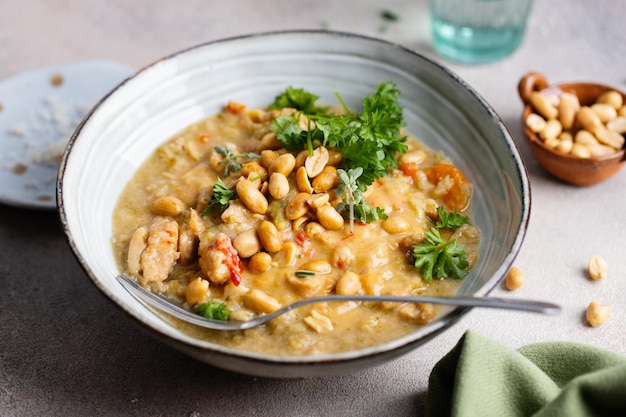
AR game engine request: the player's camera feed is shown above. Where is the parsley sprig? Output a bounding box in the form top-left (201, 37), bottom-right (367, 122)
top-left (336, 167), bottom-right (387, 232)
top-left (412, 206), bottom-right (471, 281)
top-left (268, 87), bottom-right (329, 116)
top-left (207, 178), bottom-right (237, 212)
top-left (269, 81), bottom-right (408, 189)
top-left (214, 145), bottom-right (259, 177)
top-left (435, 206), bottom-right (470, 229)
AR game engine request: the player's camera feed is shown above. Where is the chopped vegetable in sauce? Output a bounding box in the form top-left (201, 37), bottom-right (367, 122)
top-left (195, 300), bottom-right (232, 321)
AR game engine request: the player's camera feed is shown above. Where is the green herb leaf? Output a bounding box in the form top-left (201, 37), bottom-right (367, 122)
top-left (270, 115), bottom-right (320, 152)
top-left (214, 146), bottom-right (259, 176)
top-left (336, 167), bottom-right (387, 232)
top-left (269, 81), bottom-right (408, 188)
top-left (195, 300), bottom-right (232, 321)
top-left (208, 178), bottom-right (237, 211)
top-left (381, 10), bottom-right (399, 22)
top-left (412, 228), bottom-right (469, 281)
top-left (353, 204), bottom-right (388, 224)
top-left (295, 270), bottom-right (316, 277)
top-left (435, 206), bottom-right (470, 229)
top-left (268, 86), bottom-right (328, 115)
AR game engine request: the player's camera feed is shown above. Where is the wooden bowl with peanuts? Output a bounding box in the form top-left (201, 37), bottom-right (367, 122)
top-left (518, 72), bottom-right (626, 185)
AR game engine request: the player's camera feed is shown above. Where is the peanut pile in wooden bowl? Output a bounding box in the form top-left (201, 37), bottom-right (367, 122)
top-left (518, 72), bottom-right (626, 185)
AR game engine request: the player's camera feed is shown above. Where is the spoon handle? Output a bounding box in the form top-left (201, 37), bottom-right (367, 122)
top-left (284, 295), bottom-right (561, 316)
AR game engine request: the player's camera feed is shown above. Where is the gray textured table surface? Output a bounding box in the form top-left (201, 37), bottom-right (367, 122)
top-left (1, 1), bottom-right (625, 416)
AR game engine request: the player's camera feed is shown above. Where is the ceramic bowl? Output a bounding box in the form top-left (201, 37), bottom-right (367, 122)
top-left (518, 72), bottom-right (626, 185)
top-left (58, 31), bottom-right (530, 378)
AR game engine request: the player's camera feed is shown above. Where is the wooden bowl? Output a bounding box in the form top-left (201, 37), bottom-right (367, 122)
top-left (518, 71), bottom-right (626, 185)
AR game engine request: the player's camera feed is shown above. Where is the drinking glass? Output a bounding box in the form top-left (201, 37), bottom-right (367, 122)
top-left (429, 0), bottom-right (533, 64)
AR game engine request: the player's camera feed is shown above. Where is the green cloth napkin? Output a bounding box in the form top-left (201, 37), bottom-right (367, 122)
top-left (425, 330), bottom-right (626, 417)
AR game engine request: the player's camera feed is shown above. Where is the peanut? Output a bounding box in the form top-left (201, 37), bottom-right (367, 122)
top-left (185, 277), bottom-right (209, 306)
top-left (607, 116), bottom-right (626, 134)
top-left (597, 90), bottom-right (623, 110)
top-left (574, 129), bottom-right (599, 146)
top-left (257, 131), bottom-right (283, 151)
top-left (556, 132), bottom-right (573, 154)
top-left (570, 143), bottom-right (591, 158)
top-left (530, 92), bottom-right (558, 119)
top-left (591, 103), bottom-right (617, 123)
top-left (558, 93), bottom-right (580, 130)
top-left (577, 106), bottom-right (603, 134)
top-left (312, 165), bottom-right (338, 193)
top-left (595, 128), bottom-right (625, 149)
top-left (285, 192), bottom-right (311, 220)
top-left (268, 172), bottom-right (290, 200)
top-left (243, 289), bottom-right (281, 313)
top-left (588, 255), bottom-right (608, 280)
top-left (316, 204), bottom-right (345, 231)
top-left (382, 216), bottom-right (411, 234)
top-left (525, 113), bottom-right (546, 133)
top-left (257, 220), bottom-right (283, 253)
top-left (504, 266), bottom-right (524, 291)
top-left (153, 195), bottom-right (186, 216)
top-left (248, 252), bottom-right (272, 272)
top-left (236, 178), bottom-right (268, 214)
top-left (269, 153), bottom-right (296, 177)
top-left (540, 119), bottom-right (563, 141)
top-left (233, 229), bottom-right (261, 258)
top-left (586, 301), bottom-right (610, 327)
top-left (305, 146), bottom-right (329, 177)
top-left (335, 271), bottom-right (362, 295)
top-left (295, 166), bottom-right (314, 193)
top-left (299, 259), bottom-right (333, 274)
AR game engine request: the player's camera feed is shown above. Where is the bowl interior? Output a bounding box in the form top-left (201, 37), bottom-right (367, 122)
top-left (58, 31), bottom-right (530, 375)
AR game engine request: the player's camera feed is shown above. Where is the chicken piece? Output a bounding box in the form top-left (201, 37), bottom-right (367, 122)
top-left (199, 232), bottom-right (243, 285)
top-left (220, 200), bottom-right (263, 225)
top-left (137, 217), bottom-right (180, 286)
top-left (178, 208), bottom-right (205, 264)
top-left (127, 226), bottom-right (148, 275)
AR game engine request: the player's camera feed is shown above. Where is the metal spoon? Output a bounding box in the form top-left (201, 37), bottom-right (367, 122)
top-left (117, 275), bottom-right (561, 331)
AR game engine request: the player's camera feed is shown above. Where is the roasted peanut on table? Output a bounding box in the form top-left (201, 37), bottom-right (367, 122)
top-left (586, 301), bottom-right (610, 327)
top-left (504, 266), bottom-right (524, 291)
top-left (526, 89), bottom-right (626, 157)
top-left (588, 255), bottom-right (608, 280)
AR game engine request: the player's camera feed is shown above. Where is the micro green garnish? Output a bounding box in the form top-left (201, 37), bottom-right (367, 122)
top-left (295, 270), bottom-right (316, 277)
top-left (214, 145), bottom-right (259, 177)
top-left (207, 178), bottom-right (237, 212)
top-left (195, 300), bottom-right (232, 321)
top-left (412, 207), bottom-right (471, 281)
top-left (336, 167), bottom-right (387, 232)
top-left (269, 81), bottom-right (408, 189)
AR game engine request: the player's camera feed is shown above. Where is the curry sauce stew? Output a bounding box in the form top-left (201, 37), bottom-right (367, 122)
top-left (111, 82), bottom-right (480, 355)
